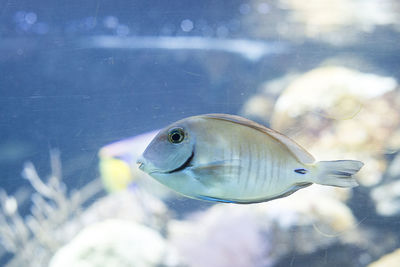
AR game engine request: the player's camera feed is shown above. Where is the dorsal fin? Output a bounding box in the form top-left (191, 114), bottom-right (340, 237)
top-left (201, 113), bottom-right (315, 164)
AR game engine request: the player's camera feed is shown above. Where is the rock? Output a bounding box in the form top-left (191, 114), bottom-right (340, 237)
top-left (241, 95), bottom-right (275, 125)
top-left (77, 190), bottom-right (170, 232)
top-left (270, 66), bottom-right (399, 186)
top-left (240, 74), bottom-right (296, 126)
top-left (245, 0), bottom-right (400, 44)
top-left (168, 185), bottom-right (361, 267)
top-left (169, 204), bottom-right (273, 267)
top-left (371, 153), bottom-right (400, 216)
top-left (367, 248), bottom-right (400, 267)
top-left (49, 219), bottom-right (178, 267)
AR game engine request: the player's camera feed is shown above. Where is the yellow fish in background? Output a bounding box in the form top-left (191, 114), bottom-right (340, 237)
top-left (98, 130), bottom-right (158, 192)
top-left (99, 157), bottom-right (133, 192)
top-left (137, 114), bottom-right (364, 204)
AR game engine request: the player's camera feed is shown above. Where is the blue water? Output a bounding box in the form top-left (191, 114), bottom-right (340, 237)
top-left (1, 1), bottom-right (400, 266)
top-left (0, 0), bottom-right (289, 193)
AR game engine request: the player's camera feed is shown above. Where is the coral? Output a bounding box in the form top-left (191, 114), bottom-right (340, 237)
top-left (0, 150), bottom-right (103, 267)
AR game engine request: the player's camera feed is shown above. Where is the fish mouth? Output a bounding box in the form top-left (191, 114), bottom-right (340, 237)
top-left (166, 150), bottom-right (194, 174)
top-left (136, 157), bottom-right (145, 170)
top-left (137, 150), bottom-right (195, 175)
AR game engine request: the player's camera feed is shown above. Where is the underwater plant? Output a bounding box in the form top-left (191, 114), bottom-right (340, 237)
top-left (0, 150), bottom-right (103, 267)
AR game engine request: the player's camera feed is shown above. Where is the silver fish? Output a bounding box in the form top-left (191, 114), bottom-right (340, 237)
top-left (137, 114), bottom-right (364, 204)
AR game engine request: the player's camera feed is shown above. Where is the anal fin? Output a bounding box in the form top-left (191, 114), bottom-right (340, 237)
top-left (205, 182), bottom-right (313, 204)
top-left (196, 195), bottom-right (237, 203)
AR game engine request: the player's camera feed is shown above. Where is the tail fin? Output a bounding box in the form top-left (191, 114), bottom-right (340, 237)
top-left (313, 160), bottom-right (364, 188)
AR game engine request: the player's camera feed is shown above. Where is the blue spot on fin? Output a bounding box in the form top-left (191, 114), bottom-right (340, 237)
top-left (197, 195), bottom-right (237, 203)
top-left (295, 168), bottom-right (307, 174)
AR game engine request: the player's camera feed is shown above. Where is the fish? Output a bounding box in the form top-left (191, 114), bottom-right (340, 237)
top-left (137, 114), bottom-right (364, 204)
top-left (98, 130), bottom-right (161, 192)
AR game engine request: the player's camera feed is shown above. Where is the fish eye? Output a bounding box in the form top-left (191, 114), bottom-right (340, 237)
top-left (168, 128), bottom-right (185, 144)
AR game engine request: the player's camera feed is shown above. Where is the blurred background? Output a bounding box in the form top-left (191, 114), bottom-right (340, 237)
top-left (1, 0), bottom-right (400, 266)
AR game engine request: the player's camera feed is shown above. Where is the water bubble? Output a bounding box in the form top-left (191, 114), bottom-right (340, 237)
top-left (239, 4), bottom-right (251, 15)
top-left (25, 12), bottom-right (37, 25)
top-left (181, 19), bottom-right (194, 32)
top-left (14, 11), bottom-right (31, 32)
top-left (104, 16), bottom-right (119, 29)
top-left (116, 24), bottom-right (130, 36)
top-left (257, 3), bottom-right (270, 14)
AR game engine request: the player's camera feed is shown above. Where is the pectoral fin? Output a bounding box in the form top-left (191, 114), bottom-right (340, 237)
top-left (188, 159), bottom-right (241, 186)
